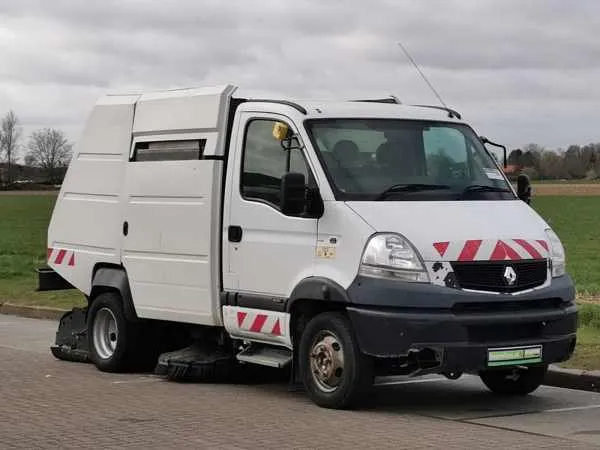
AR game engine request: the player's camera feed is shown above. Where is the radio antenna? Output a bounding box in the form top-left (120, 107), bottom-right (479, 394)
top-left (397, 41), bottom-right (448, 109)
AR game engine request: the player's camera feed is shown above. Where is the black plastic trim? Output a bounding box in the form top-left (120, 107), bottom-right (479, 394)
top-left (287, 277), bottom-right (351, 312)
top-left (37, 266), bottom-right (75, 291)
top-left (91, 267), bottom-right (138, 321)
top-left (221, 291), bottom-right (287, 312)
top-left (347, 273), bottom-right (576, 310)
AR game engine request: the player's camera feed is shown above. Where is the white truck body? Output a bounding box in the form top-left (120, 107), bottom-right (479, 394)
top-left (46, 84), bottom-right (577, 409)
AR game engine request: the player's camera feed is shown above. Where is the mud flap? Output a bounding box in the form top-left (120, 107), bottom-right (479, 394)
top-left (50, 307), bottom-right (91, 363)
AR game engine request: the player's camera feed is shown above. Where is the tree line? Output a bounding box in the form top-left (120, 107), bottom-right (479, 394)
top-left (0, 110), bottom-right (73, 187)
top-left (507, 143), bottom-right (600, 181)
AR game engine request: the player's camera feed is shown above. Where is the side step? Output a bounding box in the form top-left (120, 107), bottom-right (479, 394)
top-left (237, 346), bottom-right (292, 368)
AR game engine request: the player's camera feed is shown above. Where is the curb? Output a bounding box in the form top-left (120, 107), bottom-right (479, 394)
top-left (0, 303), bottom-right (67, 321)
top-left (544, 365), bottom-right (600, 393)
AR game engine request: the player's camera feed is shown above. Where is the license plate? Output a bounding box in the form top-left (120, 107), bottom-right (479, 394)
top-left (487, 345), bottom-right (543, 367)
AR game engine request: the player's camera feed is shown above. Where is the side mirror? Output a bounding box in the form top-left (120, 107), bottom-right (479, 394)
top-left (281, 172), bottom-right (307, 216)
top-left (516, 173), bottom-right (532, 204)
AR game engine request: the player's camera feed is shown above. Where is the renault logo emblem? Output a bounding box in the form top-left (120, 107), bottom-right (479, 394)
top-left (503, 266), bottom-right (517, 286)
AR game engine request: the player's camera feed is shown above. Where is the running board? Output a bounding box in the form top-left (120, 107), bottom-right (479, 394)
top-left (236, 346), bottom-right (292, 368)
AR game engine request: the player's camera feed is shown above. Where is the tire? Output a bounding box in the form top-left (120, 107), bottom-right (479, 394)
top-left (88, 292), bottom-right (143, 372)
top-left (480, 365), bottom-right (548, 396)
top-left (298, 311), bottom-right (373, 409)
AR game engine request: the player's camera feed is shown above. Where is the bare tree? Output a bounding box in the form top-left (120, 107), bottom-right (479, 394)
top-left (26, 128), bottom-right (73, 184)
top-left (0, 110), bottom-right (22, 185)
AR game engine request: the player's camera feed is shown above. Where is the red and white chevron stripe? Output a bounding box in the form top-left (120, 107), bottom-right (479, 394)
top-left (47, 247), bottom-right (76, 266)
top-left (433, 239), bottom-right (549, 262)
top-left (236, 310), bottom-right (283, 336)
top-left (223, 306), bottom-right (291, 347)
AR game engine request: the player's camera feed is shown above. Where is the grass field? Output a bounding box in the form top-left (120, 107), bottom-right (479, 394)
top-left (0, 191), bottom-right (599, 369)
top-left (0, 194), bottom-right (84, 308)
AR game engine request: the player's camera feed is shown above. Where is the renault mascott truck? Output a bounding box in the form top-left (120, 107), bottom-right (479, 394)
top-left (43, 84), bottom-right (577, 409)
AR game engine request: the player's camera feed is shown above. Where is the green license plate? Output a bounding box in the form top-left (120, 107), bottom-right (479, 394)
top-left (487, 345), bottom-right (543, 367)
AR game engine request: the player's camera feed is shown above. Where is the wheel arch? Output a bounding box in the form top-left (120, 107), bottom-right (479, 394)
top-left (287, 277), bottom-right (352, 347)
top-left (90, 264), bottom-right (138, 321)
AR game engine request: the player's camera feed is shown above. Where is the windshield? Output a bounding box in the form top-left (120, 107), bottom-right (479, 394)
top-left (305, 119), bottom-right (515, 201)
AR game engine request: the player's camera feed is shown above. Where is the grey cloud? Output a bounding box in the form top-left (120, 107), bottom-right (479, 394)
top-left (0, 0), bottom-right (599, 151)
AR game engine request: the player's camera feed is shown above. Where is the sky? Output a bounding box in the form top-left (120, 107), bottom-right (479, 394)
top-left (1, 0), bottom-right (599, 158)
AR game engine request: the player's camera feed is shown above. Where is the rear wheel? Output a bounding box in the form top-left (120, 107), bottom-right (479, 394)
top-left (299, 312), bottom-right (373, 409)
top-left (88, 292), bottom-right (143, 372)
top-left (480, 365), bottom-right (548, 396)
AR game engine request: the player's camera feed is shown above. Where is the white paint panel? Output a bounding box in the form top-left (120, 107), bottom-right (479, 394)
top-left (346, 200), bottom-right (551, 262)
top-left (228, 200), bottom-right (317, 297)
top-left (131, 284), bottom-right (214, 324)
top-left (48, 98), bottom-right (135, 293)
top-left (123, 252), bottom-right (210, 287)
top-left (133, 85), bottom-right (235, 135)
top-left (50, 197), bottom-right (122, 251)
top-left (313, 201), bottom-right (375, 290)
top-left (65, 159), bottom-right (123, 196)
top-left (122, 159), bottom-right (222, 326)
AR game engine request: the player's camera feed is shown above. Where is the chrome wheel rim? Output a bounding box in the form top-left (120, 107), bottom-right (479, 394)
top-left (92, 307), bottom-right (118, 360)
top-left (310, 331), bottom-right (345, 393)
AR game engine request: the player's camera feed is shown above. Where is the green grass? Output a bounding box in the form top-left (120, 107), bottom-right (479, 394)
top-left (0, 194), bottom-right (84, 308)
top-left (560, 304), bottom-right (600, 371)
top-left (532, 196), bottom-right (600, 296)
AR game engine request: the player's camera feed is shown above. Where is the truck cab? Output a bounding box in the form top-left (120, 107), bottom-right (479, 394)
top-left (46, 85), bottom-right (577, 409)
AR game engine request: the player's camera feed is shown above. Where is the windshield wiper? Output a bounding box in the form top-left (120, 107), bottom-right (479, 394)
top-left (375, 183), bottom-right (451, 200)
top-left (462, 184), bottom-right (513, 195)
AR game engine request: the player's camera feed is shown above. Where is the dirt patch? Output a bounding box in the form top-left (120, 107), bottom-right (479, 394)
top-left (532, 184), bottom-right (600, 196)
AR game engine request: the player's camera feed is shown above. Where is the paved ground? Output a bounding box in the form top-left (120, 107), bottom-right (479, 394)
top-left (1, 314), bottom-right (600, 449)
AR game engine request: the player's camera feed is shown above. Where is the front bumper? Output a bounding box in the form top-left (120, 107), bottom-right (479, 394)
top-left (346, 274), bottom-right (578, 373)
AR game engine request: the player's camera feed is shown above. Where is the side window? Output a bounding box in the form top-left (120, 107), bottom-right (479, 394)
top-left (132, 139), bottom-right (206, 162)
top-left (241, 119), bottom-right (311, 208)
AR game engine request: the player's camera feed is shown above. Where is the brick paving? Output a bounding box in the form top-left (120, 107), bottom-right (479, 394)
top-left (0, 345), bottom-right (598, 450)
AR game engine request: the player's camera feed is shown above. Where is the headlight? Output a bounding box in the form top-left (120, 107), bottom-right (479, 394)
top-left (359, 233), bottom-right (429, 282)
top-left (545, 228), bottom-right (566, 277)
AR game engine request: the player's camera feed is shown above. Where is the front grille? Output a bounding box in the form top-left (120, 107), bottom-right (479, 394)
top-left (451, 260), bottom-right (548, 293)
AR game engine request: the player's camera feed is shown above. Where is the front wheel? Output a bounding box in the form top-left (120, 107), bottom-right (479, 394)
top-left (480, 365), bottom-right (548, 396)
top-left (298, 312), bottom-right (373, 409)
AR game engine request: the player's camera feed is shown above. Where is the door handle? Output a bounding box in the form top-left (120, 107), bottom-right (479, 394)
top-left (228, 225), bottom-right (242, 242)
top-left (123, 221), bottom-right (129, 236)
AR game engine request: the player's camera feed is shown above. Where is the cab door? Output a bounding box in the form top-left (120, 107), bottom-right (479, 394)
top-left (223, 114), bottom-right (319, 298)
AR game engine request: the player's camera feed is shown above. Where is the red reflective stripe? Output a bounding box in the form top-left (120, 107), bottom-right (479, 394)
top-left (513, 239), bottom-right (542, 259)
top-left (68, 253), bottom-right (75, 266)
top-left (250, 314), bottom-right (268, 333)
top-left (47, 248), bottom-right (53, 261)
top-left (537, 240), bottom-right (549, 252)
top-left (271, 319), bottom-right (282, 336)
top-left (433, 242), bottom-right (449, 257)
top-left (490, 240), bottom-right (521, 261)
top-left (457, 240), bottom-right (482, 261)
top-left (237, 312), bottom-right (247, 327)
top-left (54, 249), bottom-right (67, 265)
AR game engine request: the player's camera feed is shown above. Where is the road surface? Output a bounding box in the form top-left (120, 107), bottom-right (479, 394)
top-left (1, 314), bottom-right (599, 449)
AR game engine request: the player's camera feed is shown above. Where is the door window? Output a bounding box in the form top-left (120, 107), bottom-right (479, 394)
top-left (241, 119), bottom-right (312, 209)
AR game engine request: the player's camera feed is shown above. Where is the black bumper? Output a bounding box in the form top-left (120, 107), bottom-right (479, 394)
top-left (346, 274), bottom-right (578, 373)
